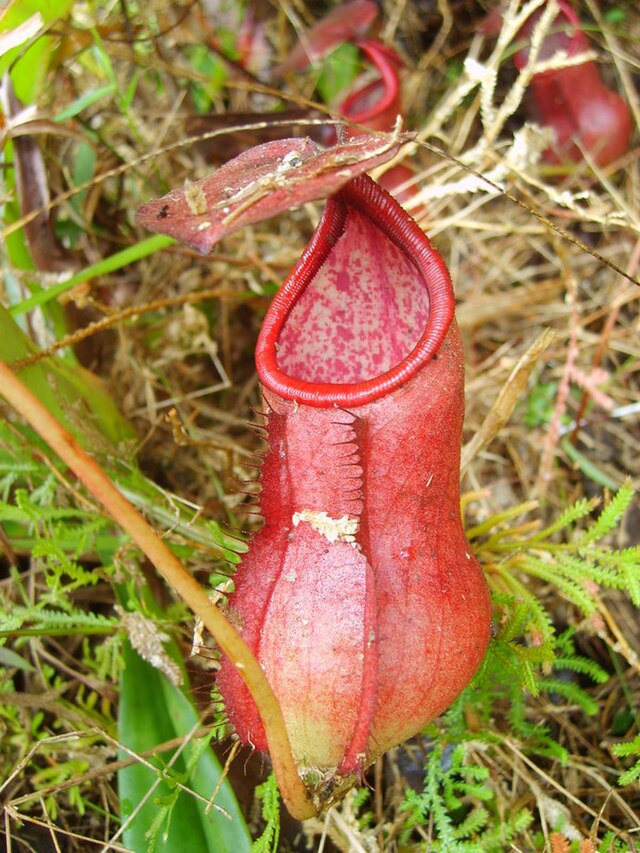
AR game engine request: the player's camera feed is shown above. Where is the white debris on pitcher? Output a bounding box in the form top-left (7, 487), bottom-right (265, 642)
top-left (292, 510), bottom-right (359, 545)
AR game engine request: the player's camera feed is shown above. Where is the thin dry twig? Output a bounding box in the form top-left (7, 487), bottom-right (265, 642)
top-left (462, 327), bottom-right (555, 473)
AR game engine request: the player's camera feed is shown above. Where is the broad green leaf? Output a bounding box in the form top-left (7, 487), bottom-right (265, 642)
top-left (316, 42), bottom-right (361, 105)
top-left (1, 190), bottom-right (69, 340)
top-left (0, 0), bottom-right (75, 103)
top-left (0, 304), bottom-right (136, 448)
top-left (118, 641), bottom-right (250, 853)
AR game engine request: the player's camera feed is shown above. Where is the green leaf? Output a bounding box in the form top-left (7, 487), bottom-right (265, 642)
top-left (576, 481), bottom-right (634, 546)
top-left (251, 774), bottom-right (281, 853)
top-left (617, 762), bottom-right (640, 786)
top-left (0, 644), bottom-right (35, 671)
top-left (316, 42), bottom-right (361, 104)
top-left (118, 641), bottom-right (250, 853)
top-left (0, 304), bottom-right (135, 449)
top-left (604, 8), bottom-right (626, 25)
top-left (54, 83), bottom-right (116, 122)
top-left (1, 187), bottom-right (69, 339)
top-left (0, 0), bottom-right (75, 102)
top-left (9, 235), bottom-right (175, 317)
top-left (0, 605), bottom-right (118, 638)
top-left (612, 733), bottom-right (640, 758)
top-left (523, 381), bottom-right (557, 427)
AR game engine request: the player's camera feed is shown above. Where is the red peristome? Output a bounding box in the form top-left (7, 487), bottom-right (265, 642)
top-left (377, 163), bottom-right (420, 208)
top-left (333, 41), bottom-right (425, 216)
top-left (256, 175), bottom-right (451, 407)
top-left (217, 175), bottom-right (491, 788)
top-left (341, 40), bottom-right (403, 133)
top-left (514, 1), bottom-right (632, 167)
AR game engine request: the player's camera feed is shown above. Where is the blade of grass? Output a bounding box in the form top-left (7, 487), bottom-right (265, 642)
top-left (54, 83), bottom-right (116, 123)
top-left (560, 438), bottom-right (620, 491)
top-left (9, 234), bottom-right (175, 317)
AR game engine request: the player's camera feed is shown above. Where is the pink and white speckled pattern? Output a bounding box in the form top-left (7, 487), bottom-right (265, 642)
top-left (276, 208), bottom-right (430, 384)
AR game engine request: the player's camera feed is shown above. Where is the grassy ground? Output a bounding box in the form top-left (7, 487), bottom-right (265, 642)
top-left (1, 1), bottom-right (639, 850)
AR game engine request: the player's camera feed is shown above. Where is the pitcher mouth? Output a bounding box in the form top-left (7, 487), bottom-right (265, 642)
top-left (256, 174), bottom-right (454, 408)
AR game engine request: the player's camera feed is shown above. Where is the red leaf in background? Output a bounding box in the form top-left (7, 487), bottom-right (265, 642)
top-left (135, 132), bottom-right (408, 254)
top-left (276, 0), bottom-right (378, 73)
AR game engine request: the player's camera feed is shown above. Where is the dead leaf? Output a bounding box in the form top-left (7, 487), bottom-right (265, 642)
top-left (0, 77), bottom-right (72, 271)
